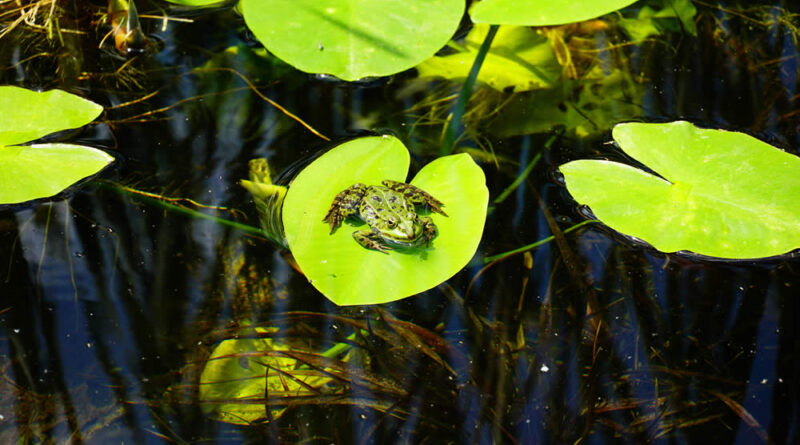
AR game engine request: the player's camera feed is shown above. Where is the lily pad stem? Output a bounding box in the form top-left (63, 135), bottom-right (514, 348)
top-left (439, 24), bottom-right (498, 156)
top-left (100, 181), bottom-right (270, 239)
top-left (494, 127), bottom-right (564, 204)
top-left (484, 220), bottom-right (598, 263)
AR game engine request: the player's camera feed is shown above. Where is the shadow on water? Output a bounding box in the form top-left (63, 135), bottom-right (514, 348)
top-left (1, 0), bottom-right (799, 443)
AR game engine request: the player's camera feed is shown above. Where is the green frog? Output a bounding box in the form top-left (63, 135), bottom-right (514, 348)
top-left (323, 180), bottom-right (447, 253)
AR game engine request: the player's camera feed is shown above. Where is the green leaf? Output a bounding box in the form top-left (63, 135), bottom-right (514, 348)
top-left (0, 86), bottom-right (103, 147)
top-left (0, 144), bottom-right (114, 204)
top-left (619, 0), bottom-right (697, 40)
top-left (416, 25), bottom-right (560, 92)
top-left (282, 136), bottom-right (488, 305)
top-left (239, 0), bottom-right (465, 81)
top-left (0, 86), bottom-right (111, 205)
top-left (560, 121), bottom-right (800, 259)
top-left (491, 65), bottom-right (643, 137)
top-left (470, 0), bottom-right (639, 26)
top-left (163, 0), bottom-right (225, 5)
top-left (199, 326), bottom-right (333, 425)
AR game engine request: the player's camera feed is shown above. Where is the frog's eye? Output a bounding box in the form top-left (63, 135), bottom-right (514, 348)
top-left (386, 217), bottom-right (397, 228)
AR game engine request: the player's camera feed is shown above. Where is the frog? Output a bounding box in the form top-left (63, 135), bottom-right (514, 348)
top-left (322, 180), bottom-right (447, 253)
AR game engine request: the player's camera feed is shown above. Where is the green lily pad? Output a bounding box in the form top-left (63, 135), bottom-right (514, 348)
top-left (560, 121), bottom-right (800, 259)
top-left (416, 24), bottom-right (560, 92)
top-left (619, 0), bottom-right (697, 40)
top-left (490, 65), bottom-right (643, 137)
top-left (0, 144), bottom-right (114, 204)
top-left (0, 86), bottom-right (103, 147)
top-left (163, 0), bottom-right (225, 5)
top-left (199, 326), bottom-right (334, 425)
top-left (239, 0), bottom-right (465, 81)
top-left (470, 0), bottom-right (639, 26)
top-left (0, 87), bottom-right (112, 205)
top-left (282, 136), bottom-right (488, 305)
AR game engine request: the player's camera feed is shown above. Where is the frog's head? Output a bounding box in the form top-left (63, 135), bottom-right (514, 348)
top-left (377, 211), bottom-right (422, 243)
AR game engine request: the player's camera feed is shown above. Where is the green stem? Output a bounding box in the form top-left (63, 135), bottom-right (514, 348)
top-left (98, 181), bottom-right (269, 239)
top-left (494, 128), bottom-right (564, 204)
top-left (493, 152), bottom-right (541, 204)
top-left (483, 220), bottom-right (598, 263)
top-left (319, 332), bottom-right (356, 359)
top-left (439, 24), bottom-right (499, 156)
top-left (297, 331), bottom-right (356, 370)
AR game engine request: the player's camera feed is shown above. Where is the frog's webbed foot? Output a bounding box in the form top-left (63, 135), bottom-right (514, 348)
top-left (353, 230), bottom-right (391, 253)
top-left (418, 216), bottom-right (437, 247)
top-left (382, 180), bottom-right (447, 216)
top-left (322, 183), bottom-right (367, 233)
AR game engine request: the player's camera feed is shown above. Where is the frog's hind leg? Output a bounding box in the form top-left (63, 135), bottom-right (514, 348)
top-left (382, 180), bottom-right (447, 216)
top-left (323, 183), bottom-right (367, 233)
top-left (418, 216), bottom-right (437, 247)
top-left (353, 230), bottom-right (391, 253)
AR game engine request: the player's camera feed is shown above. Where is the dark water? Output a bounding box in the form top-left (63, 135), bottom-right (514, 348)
top-left (1, 1), bottom-right (799, 443)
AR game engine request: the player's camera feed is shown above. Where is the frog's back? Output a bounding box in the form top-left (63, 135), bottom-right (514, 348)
top-left (359, 186), bottom-right (411, 222)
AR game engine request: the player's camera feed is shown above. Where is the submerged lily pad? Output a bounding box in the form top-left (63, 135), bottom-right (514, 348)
top-left (470, 0), bottom-right (639, 26)
top-left (619, 0), bottom-right (697, 40)
top-left (239, 0), bottom-right (464, 81)
top-left (490, 65), bottom-right (643, 137)
top-left (163, 0), bottom-right (225, 5)
top-left (560, 121), bottom-right (800, 259)
top-left (282, 136), bottom-right (488, 305)
top-left (416, 25), bottom-right (560, 92)
top-left (199, 326), bottom-right (334, 425)
top-left (0, 86), bottom-right (112, 205)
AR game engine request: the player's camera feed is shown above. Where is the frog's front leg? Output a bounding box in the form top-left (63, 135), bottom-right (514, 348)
top-left (353, 229), bottom-right (391, 253)
top-left (418, 216), bottom-right (437, 247)
top-left (322, 183), bottom-right (367, 233)
top-left (382, 180), bottom-right (447, 216)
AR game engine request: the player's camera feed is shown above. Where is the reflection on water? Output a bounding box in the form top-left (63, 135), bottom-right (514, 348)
top-left (1, 1), bottom-right (799, 443)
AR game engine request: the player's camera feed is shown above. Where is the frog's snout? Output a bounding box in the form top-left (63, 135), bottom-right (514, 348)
top-left (398, 221), bottom-right (417, 239)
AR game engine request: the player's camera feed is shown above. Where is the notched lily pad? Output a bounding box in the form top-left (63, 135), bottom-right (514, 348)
top-left (416, 25), bottom-right (560, 92)
top-left (560, 121), bottom-right (800, 259)
top-left (240, 0), bottom-right (465, 81)
top-left (0, 86), bottom-right (112, 205)
top-left (282, 135), bottom-right (488, 305)
top-left (470, 0), bottom-right (639, 26)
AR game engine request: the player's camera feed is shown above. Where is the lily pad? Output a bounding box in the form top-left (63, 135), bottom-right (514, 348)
top-left (0, 86), bottom-right (112, 205)
top-left (0, 86), bottom-right (103, 147)
top-left (560, 121), bottom-right (800, 259)
top-left (163, 0), bottom-right (225, 5)
top-left (282, 136), bottom-right (488, 305)
top-left (416, 25), bottom-right (560, 92)
top-left (0, 144), bottom-right (114, 205)
top-left (619, 0), bottom-right (698, 40)
top-left (470, 0), bottom-right (639, 26)
top-left (239, 0), bottom-right (465, 81)
top-left (199, 326), bottom-right (334, 425)
top-left (490, 65), bottom-right (643, 137)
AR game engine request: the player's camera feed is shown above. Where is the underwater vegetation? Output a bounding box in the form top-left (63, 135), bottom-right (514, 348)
top-left (0, 0), bottom-right (799, 443)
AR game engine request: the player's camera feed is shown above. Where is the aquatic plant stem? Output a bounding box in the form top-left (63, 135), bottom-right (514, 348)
top-left (296, 332), bottom-right (357, 371)
top-left (439, 24), bottom-right (498, 156)
top-left (495, 128), bottom-right (564, 204)
top-left (99, 181), bottom-right (270, 240)
top-left (320, 332), bottom-right (357, 360)
top-left (494, 152), bottom-right (541, 204)
top-left (483, 220), bottom-right (598, 263)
